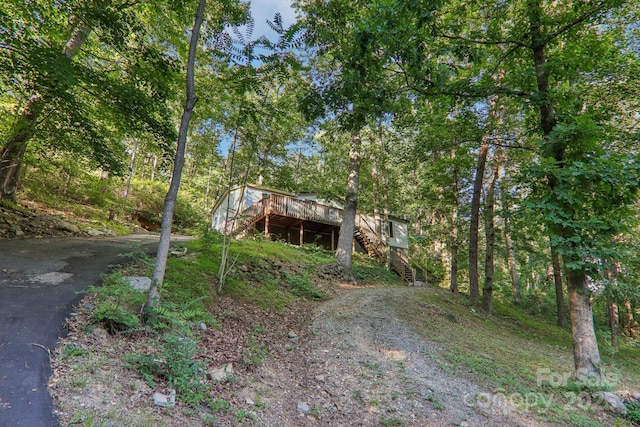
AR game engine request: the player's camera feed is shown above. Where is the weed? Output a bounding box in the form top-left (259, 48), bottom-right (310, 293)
top-left (125, 331), bottom-right (207, 405)
top-left (235, 408), bottom-right (257, 424)
top-left (202, 413), bottom-right (218, 426)
top-left (242, 334), bottom-right (269, 368)
top-left (308, 405), bottom-right (323, 417)
top-left (206, 397), bottom-right (231, 413)
top-left (284, 272), bottom-right (325, 300)
top-left (360, 360), bottom-right (381, 371)
top-left (625, 399), bottom-right (640, 424)
top-left (63, 343), bottom-right (85, 358)
top-left (380, 416), bottom-right (405, 427)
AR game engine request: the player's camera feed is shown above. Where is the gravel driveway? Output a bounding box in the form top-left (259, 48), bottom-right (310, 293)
top-left (248, 286), bottom-right (550, 426)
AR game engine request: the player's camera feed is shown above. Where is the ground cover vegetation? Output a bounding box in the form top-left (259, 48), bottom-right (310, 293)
top-left (49, 238), bottom-right (640, 425)
top-left (1, 0), bottom-right (640, 424)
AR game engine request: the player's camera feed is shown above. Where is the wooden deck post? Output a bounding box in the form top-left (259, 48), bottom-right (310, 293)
top-left (299, 223), bottom-right (304, 246)
top-left (331, 228), bottom-right (335, 251)
top-left (265, 214), bottom-right (270, 240)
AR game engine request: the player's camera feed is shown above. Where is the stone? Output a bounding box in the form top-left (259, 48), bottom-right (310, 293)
top-left (632, 391), bottom-right (640, 401)
top-left (125, 276), bottom-right (152, 293)
top-left (296, 401), bottom-right (309, 414)
top-left (288, 331), bottom-right (298, 338)
top-left (58, 221), bottom-right (80, 233)
top-left (208, 363), bottom-right (234, 382)
top-left (198, 322), bottom-right (207, 331)
top-left (597, 391), bottom-right (627, 415)
top-left (86, 228), bottom-right (104, 237)
top-left (169, 247), bottom-right (188, 257)
top-left (153, 389), bottom-right (176, 408)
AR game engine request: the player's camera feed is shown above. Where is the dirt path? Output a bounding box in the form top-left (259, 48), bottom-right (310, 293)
top-left (245, 287), bottom-right (549, 426)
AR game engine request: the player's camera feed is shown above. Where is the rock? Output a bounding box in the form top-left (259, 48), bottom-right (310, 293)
top-left (296, 401), bottom-right (310, 414)
top-left (288, 331), bottom-right (298, 338)
top-left (632, 391), bottom-right (640, 401)
top-left (58, 221), bottom-right (80, 233)
top-left (315, 375), bottom-right (325, 382)
top-left (597, 391), bottom-right (627, 415)
top-left (246, 398), bottom-right (255, 406)
top-left (86, 228), bottom-right (104, 237)
top-left (169, 247), bottom-right (188, 257)
top-left (208, 363), bottom-right (234, 382)
top-left (198, 322), bottom-right (207, 331)
top-left (124, 276), bottom-right (152, 293)
top-left (153, 389), bottom-right (176, 408)
top-left (239, 265), bottom-right (249, 272)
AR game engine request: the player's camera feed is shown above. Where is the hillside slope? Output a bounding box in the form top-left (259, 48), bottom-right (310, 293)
top-left (50, 277), bottom-right (639, 426)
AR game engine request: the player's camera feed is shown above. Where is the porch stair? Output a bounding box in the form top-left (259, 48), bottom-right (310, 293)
top-left (355, 214), bottom-right (416, 284)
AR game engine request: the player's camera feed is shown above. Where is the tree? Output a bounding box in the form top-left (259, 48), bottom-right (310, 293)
top-left (0, 0), bottom-right (185, 201)
top-left (146, 0), bottom-right (208, 308)
top-left (146, 0), bottom-right (247, 307)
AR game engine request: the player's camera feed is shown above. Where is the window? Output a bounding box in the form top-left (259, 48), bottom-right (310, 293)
top-left (388, 221), bottom-right (394, 238)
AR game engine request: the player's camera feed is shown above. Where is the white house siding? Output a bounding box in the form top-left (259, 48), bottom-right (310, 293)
top-left (389, 220), bottom-right (409, 249)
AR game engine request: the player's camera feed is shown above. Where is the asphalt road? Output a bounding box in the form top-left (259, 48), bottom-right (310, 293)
top-left (0, 234), bottom-right (170, 427)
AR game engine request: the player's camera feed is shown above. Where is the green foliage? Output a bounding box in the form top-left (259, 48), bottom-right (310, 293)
top-left (351, 253), bottom-right (405, 286)
top-left (524, 149), bottom-right (640, 277)
top-left (127, 179), bottom-right (207, 231)
top-left (380, 417), bottom-right (405, 427)
top-left (625, 400), bottom-right (640, 424)
top-left (125, 331), bottom-right (208, 405)
top-left (93, 303), bottom-right (141, 333)
top-left (284, 272), bottom-right (325, 300)
top-left (88, 273), bottom-right (146, 333)
top-left (241, 330), bottom-right (269, 368)
top-left (63, 343), bottom-right (85, 358)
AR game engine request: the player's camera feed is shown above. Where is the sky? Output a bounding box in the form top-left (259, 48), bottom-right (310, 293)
top-left (247, 0), bottom-right (297, 40)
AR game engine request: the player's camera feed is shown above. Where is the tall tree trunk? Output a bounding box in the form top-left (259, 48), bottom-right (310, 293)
top-left (146, 0), bottom-right (205, 308)
top-left (551, 246), bottom-right (567, 328)
top-left (450, 159), bottom-right (459, 293)
top-left (335, 132), bottom-right (361, 280)
top-left (372, 166), bottom-right (382, 237)
top-left (504, 222), bottom-right (520, 303)
top-left (483, 157), bottom-right (500, 313)
top-left (528, 0), bottom-right (601, 379)
top-left (604, 261), bottom-right (620, 348)
top-left (0, 23), bottom-right (91, 201)
top-left (501, 183), bottom-right (521, 303)
top-left (469, 141), bottom-right (488, 305)
top-left (566, 268), bottom-right (602, 379)
top-left (622, 299), bottom-right (634, 335)
top-left (607, 301), bottom-right (619, 349)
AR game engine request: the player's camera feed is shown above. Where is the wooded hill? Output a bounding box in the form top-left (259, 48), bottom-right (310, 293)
top-left (2, 0), bottom-right (639, 386)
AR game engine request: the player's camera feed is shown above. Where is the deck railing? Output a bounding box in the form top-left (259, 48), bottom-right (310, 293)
top-left (267, 194), bottom-right (343, 225)
top-left (230, 194), bottom-right (342, 235)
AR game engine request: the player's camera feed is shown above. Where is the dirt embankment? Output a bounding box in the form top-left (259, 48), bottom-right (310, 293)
top-left (51, 285), bottom-right (557, 426)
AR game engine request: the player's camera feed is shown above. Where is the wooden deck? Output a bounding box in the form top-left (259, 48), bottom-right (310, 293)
top-left (227, 193), bottom-right (417, 283)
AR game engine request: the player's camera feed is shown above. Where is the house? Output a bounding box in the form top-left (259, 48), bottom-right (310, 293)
top-left (210, 184), bottom-right (417, 283)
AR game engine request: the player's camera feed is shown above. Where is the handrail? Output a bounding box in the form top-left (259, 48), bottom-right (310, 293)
top-left (230, 194), bottom-right (342, 235)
